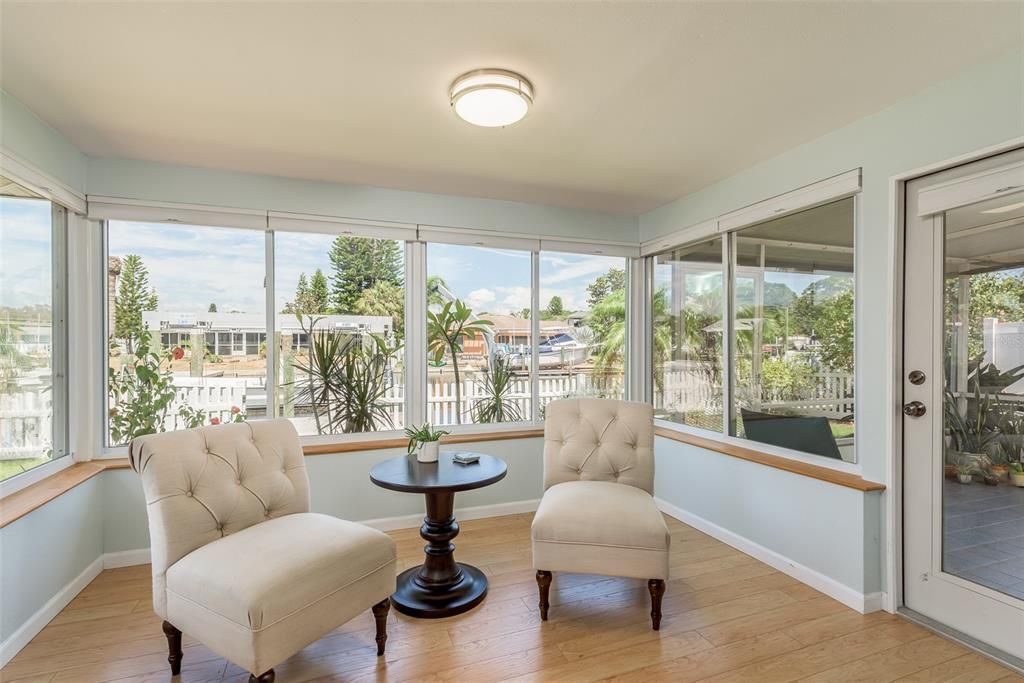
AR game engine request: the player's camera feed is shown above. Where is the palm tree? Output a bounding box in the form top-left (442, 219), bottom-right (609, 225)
top-left (426, 299), bottom-right (492, 425)
top-left (470, 355), bottom-right (524, 423)
top-left (590, 289), bottom-right (672, 386)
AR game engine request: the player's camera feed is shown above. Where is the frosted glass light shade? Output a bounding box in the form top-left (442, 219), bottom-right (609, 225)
top-left (450, 69), bottom-right (533, 127)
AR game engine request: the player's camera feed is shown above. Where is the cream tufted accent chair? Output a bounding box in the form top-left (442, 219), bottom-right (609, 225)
top-left (130, 419), bottom-right (396, 683)
top-left (532, 398), bottom-right (670, 629)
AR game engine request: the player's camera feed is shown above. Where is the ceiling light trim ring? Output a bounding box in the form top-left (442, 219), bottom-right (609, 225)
top-left (449, 68), bottom-right (534, 127)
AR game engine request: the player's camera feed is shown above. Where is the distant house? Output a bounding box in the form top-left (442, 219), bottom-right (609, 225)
top-left (141, 311), bottom-right (392, 357)
top-left (459, 314), bottom-right (574, 356)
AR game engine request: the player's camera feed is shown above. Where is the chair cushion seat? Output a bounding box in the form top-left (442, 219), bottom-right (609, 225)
top-left (167, 512), bottom-right (394, 630)
top-left (532, 481), bottom-right (670, 580)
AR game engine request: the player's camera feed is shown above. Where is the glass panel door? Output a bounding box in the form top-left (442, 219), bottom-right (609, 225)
top-left (904, 148), bottom-right (1024, 661)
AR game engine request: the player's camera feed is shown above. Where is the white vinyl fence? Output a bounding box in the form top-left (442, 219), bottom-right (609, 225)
top-left (656, 367), bottom-right (854, 419)
top-left (1, 367), bottom-right (853, 459)
top-left (0, 389), bottom-right (52, 460)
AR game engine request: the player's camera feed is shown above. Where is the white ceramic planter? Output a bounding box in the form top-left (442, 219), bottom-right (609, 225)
top-left (957, 473), bottom-right (973, 485)
top-left (1011, 472), bottom-right (1024, 487)
top-left (417, 440), bottom-right (440, 463)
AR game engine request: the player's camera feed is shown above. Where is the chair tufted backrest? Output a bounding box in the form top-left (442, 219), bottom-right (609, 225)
top-left (543, 398), bottom-right (655, 494)
top-left (129, 419), bottom-right (309, 616)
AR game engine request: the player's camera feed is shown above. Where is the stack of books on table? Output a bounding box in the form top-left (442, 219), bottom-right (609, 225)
top-left (452, 452), bottom-right (480, 465)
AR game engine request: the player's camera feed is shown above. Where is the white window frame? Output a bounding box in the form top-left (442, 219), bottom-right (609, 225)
top-left (89, 199), bottom-right (636, 448)
top-left (0, 190), bottom-right (71, 494)
top-left (647, 171), bottom-right (862, 474)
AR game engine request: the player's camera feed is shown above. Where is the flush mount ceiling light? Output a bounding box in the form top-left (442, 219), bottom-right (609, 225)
top-left (449, 69), bottom-right (533, 127)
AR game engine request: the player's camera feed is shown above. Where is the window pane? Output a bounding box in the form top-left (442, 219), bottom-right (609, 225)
top-left (1, 196), bottom-right (60, 480)
top-left (274, 232), bottom-right (404, 435)
top-left (426, 243), bottom-right (532, 426)
top-left (731, 197), bottom-right (855, 461)
top-left (539, 252), bottom-right (626, 411)
top-left (653, 237), bottom-right (724, 431)
top-left (106, 221), bottom-right (266, 445)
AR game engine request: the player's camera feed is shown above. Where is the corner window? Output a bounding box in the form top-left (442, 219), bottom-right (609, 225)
top-left (731, 198), bottom-right (855, 460)
top-left (650, 196), bottom-right (856, 462)
top-left (538, 251), bottom-right (628, 409)
top-left (426, 243), bottom-right (533, 426)
top-left (274, 231), bottom-right (405, 435)
top-left (1, 190), bottom-right (67, 481)
top-left (653, 237), bottom-right (724, 431)
top-left (105, 221), bottom-right (266, 445)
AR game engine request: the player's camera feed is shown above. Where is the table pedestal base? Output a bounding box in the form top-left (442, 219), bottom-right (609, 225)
top-left (391, 563), bottom-right (488, 618)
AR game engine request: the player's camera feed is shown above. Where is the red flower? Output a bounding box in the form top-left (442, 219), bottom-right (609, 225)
top-left (171, 347), bottom-right (185, 360)
top-left (230, 406), bottom-right (241, 414)
top-left (210, 417), bottom-right (221, 425)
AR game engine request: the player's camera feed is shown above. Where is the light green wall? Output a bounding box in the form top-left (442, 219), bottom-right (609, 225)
top-left (643, 48), bottom-right (1024, 594)
top-left (102, 438), bottom-right (544, 553)
top-left (85, 157), bottom-right (636, 241)
top-left (0, 477), bottom-right (104, 644)
top-left (0, 90), bottom-right (88, 194)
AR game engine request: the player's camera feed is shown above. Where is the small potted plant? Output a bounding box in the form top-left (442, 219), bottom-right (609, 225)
top-left (405, 423), bottom-right (449, 463)
top-left (956, 460), bottom-right (976, 485)
top-left (1010, 462), bottom-right (1024, 488)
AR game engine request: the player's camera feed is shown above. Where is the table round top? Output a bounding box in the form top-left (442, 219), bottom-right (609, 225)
top-left (369, 452), bottom-right (507, 494)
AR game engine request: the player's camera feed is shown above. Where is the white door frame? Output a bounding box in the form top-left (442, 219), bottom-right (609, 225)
top-left (887, 136), bottom-right (1024, 617)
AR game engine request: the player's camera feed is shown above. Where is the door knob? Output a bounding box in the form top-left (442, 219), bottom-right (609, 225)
top-left (903, 401), bottom-right (927, 417)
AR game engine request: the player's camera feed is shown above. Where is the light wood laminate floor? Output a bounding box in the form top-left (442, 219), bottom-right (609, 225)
top-left (2, 513), bottom-right (1020, 682)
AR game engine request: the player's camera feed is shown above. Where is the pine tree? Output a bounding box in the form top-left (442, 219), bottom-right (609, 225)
top-left (309, 269), bottom-right (330, 314)
top-left (328, 237), bottom-right (403, 313)
top-left (208, 303), bottom-right (217, 313)
top-left (114, 254), bottom-right (159, 352)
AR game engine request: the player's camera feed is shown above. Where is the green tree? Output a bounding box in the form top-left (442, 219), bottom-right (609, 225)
top-left (309, 269), bottom-right (330, 313)
top-left (586, 268), bottom-right (626, 308)
top-left (207, 303), bottom-right (217, 313)
top-left (544, 295), bottom-right (566, 320)
top-left (426, 300), bottom-right (493, 425)
top-left (816, 290), bottom-right (854, 373)
top-left (354, 281), bottom-right (405, 338)
top-left (328, 237), bottom-right (403, 313)
top-left (426, 275), bottom-right (449, 306)
top-left (114, 254), bottom-right (158, 353)
top-left (284, 270), bottom-right (331, 316)
top-left (590, 289), bottom-right (671, 384)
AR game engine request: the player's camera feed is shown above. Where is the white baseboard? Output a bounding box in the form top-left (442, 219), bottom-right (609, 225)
top-left (103, 548), bottom-right (151, 569)
top-left (655, 497), bottom-right (882, 614)
top-left (359, 498), bottom-right (540, 532)
top-left (0, 555), bottom-right (104, 668)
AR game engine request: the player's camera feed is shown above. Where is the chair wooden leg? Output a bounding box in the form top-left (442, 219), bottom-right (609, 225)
top-left (161, 620), bottom-right (183, 675)
top-left (372, 597), bottom-right (391, 656)
top-left (536, 570), bottom-right (552, 621)
top-left (648, 579), bottom-right (666, 630)
top-left (248, 670), bottom-right (274, 683)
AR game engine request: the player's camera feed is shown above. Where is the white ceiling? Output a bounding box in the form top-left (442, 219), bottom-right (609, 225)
top-left (1, 1), bottom-right (1021, 215)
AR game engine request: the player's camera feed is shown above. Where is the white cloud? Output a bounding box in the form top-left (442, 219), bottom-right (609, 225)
top-left (466, 288), bottom-right (496, 310)
top-left (540, 253), bottom-right (623, 286)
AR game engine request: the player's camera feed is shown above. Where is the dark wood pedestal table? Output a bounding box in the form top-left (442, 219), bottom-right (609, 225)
top-left (369, 452), bottom-right (507, 618)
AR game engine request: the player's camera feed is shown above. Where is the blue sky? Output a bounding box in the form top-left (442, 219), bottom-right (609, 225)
top-left (1, 197), bottom-right (53, 309)
top-left (100, 224), bottom-right (624, 317)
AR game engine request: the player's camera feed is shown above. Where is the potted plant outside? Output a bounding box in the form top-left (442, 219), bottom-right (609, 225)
top-left (1010, 462), bottom-right (1024, 488)
top-left (405, 423), bottom-right (449, 463)
top-left (956, 461), bottom-right (976, 485)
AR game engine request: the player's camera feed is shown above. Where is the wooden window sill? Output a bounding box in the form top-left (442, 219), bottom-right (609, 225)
top-left (0, 459), bottom-right (131, 529)
top-left (654, 426), bottom-right (885, 492)
top-left (0, 428), bottom-right (546, 527)
top-left (302, 427), bottom-right (544, 455)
